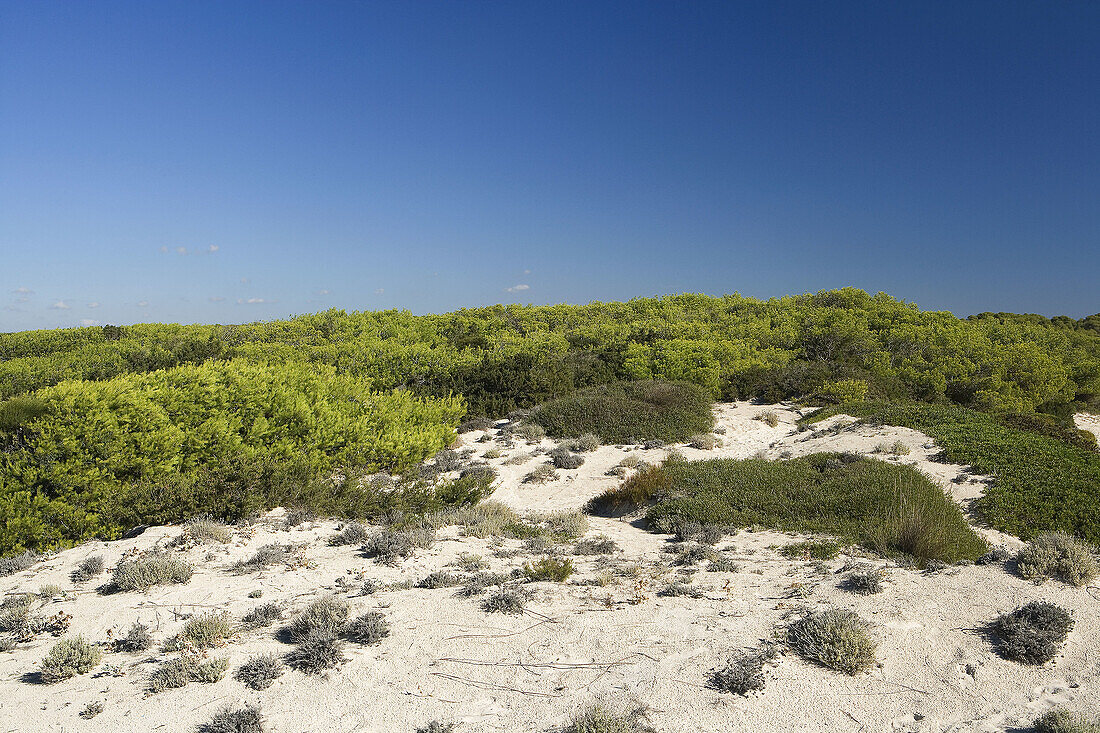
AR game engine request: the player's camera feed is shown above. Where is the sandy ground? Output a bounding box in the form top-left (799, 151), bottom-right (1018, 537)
top-left (1, 403), bottom-right (1097, 733)
top-left (1076, 413), bottom-right (1100, 444)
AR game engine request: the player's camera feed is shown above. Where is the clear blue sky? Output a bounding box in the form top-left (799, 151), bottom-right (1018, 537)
top-left (2, 1), bottom-right (1098, 331)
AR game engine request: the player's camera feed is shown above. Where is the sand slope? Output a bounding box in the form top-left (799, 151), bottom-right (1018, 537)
top-left (1, 403), bottom-right (1097, 732)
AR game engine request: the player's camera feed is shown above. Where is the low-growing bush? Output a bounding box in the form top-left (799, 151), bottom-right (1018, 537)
top-left (754, 410), bottom-right (779, 428)
top-left (513, 422), bottom-right (547, 443)
top-left (711, 644), bottom-right (778, 695)
top-left (524, 464), bottom-right (558, 484)
top-left (285, 631), bottom-right (346, 674)
top-left (658, 581), bottom-right (704, 598)
top-left (363, 527), bottom-right (435, 564)
top-left (523, 557), bottom-right (574, 582)
top-left (574, 535), bottom-right (619, 555)
top-left (113, 621), bottom-right (153, 652)
top-left (562, 433), bottom-right (600, 452)
top-left (231, 544), bottom-right (299, 573)
top-left (168, 611), bottom-right (233, 650)
top-left (1031, 709), bottom-right (1100, 733)
top-left (991, 601), bottom-right (1074, 664)
top-left (0, 594), bottom-right (33, 633)
top-left (417, 723), bottom-right (456, 733)
top-left (177, 516), bottom-right (232, 545)
top-left (1016, 532), bottom-right (1098, 586)
top-left (532, 380), bottom-right (714, 444)
top-left (148, 655), bottom-right (228, 692)
top-left (39, 636), bottom-right (103, 683)
top-left (329, 522), bottom-right (370, 547)
top-left (687, 434), bottom-right (718, 450)
top-left (842, 566), bottom-right (885, 595)
top-left (234, 654), bottom-right (284, 690)
top-left (566, 702), bottom-right (655, 733)
top-left (79, 701), bottom-right (104, 719)
top-left (0, 550), bottom-right (38, 576)
top-left (344, 612), bottom-right (390, 645)
top-left (70, 555), bottom-right (106, 583)
top-left (537, 510), bottom-right (590, 540)
top-left (707, 556), bottom-right (740, 572)
top-left (457, 571), bottom-right (509, 597)
top-left (673, 520), bottom-right (726, 544)
top-left (418, 571), bottom-right (464, 589)
top-left (481, 585), bottom-right (530, 614)
top-left (780, 539), bottom-right (842, 561)
top-left (787, 609), bottom-right (877, 675)
top-left (198, 704), bottom-right (264, 733)
top-left (241, 602), bottom-right (284, 628)
top-left (550, 447), bottom-right (585, 469)
top-left (110, 554), bottom-right (194, 592)
top-left (587, 465), bottom-right (669, 516)
top-left (427, 501), bottom-right (521, 538)
top-left (284, 597), bottom-right (350, 643)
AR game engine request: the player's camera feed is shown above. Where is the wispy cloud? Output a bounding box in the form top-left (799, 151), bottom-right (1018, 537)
top-left (237, 297), bottom-right (274, 305)
top-left (523, 269), bottom-right (531, 275)
top-left (505, 284), bottom-right (530, 293)
top-left (80, 318), bottom-right (101, 327)
top-left (160, 245), bottom-right (220, 255)
top-left (317, 288), bottom-right (330, 296)
top-left (50, 300), bottom-right (71, 310)
top-left (137, 300), bottom-right (149, 308)
top-left (374, 288), bottom-right (385, 295)
top-left (14, 286), bottom-right (34, 295)
top-left (209, 296), bottom-right (226, 302)
top-left (87, 302), bottom-right (100, 309)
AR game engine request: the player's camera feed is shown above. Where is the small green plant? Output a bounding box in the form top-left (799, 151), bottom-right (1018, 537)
top-left (37, 584), bottom-right (64, 600)
top-left (110, 554), bottom-right (193, 592)
top-left (168, 611), bottom-right (233, 650)
top-left (285, 631), bottom-right (346, 674)
top-left (241, 602), bottom-right (283, 628)
top-left (754, 410), bottom-right (779, 428)
top-left (787, 609), bottom-right (877, 675)
top-left (113, 621), bottom-right (153, 652)
top-left (234, 654), bottom-right (284, 690)
top-left (148, 654), bottom-right (228, 692)
top-left (991, 601), bottom-right (1074, 664)
top-left (457, 571), bottom-right (509, 597)
top-left (711, 644), bottom-right (778, 695)
top-left (284, 597), bottom-right (350, 643)
top-left (418, 571), bottom-right (464, 589)
top-left (70, 555), bottom-right (106, 583)
top-left (1016, 532), bottom-right (1098, 586)
top-left (563, 433), bottom-right (600, 452)
top-left (344, 612), bottom-right (390, 645)
top-left (513, 422), bottom-right (547, 442)
top-left (567, 701), bottom-right (655, 733)
top-left (523, 557), bottom-right (574, 582)
top-left (329, 522), bottom-right (370, 546)
top-left (198, 704), bottom-right (264, 733)
top-left (363, 528), bottom-right (435, 564)
top-left (482, 448), bottom-right (503, 459)
top-left (1031, 709), bottom-right (1100, 733)
top-left (39, 636), bottom-right (103, 683)
top-left (453, 553), bottom-right (488, 571)
top-left (687, 434), bottom-right (718, 450)
top-left (524, 463), bottom-right (558, 484)
top-left (550, 447), bottom-right (585, 469)
top-left (889, 440), bottom-right (910, 456)
top-left (707, 556), bottom-right (740, 572)
top-left (780, 539), bottom-right (842, 560)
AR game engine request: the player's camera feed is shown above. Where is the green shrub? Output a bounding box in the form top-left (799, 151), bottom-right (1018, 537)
top-left (1031, 709), bottom-right (1100, 733)
top-left (754, 410), bottom-right (779, 428)
top-left (39, 636), bottom-right (103, 683)
top-left (687, 434), bottom-right (718, 450)
top-left (285, 631), bottom-right (345, 674)
top-left (232, 544), bottom-right (299, 573)
top-left (284, 597), bottom-right (350, 643)
top-left (110, 554), bottom-right (193, 592)
top-left (991, 601), bottom-right (1074, 665)
top-left (780, 539), bottom-right (842, 560)
top-left (787, 609), bottom-right (877, 675)
top-left (531, 381), bottom-right (713, 444)
top-left (363, 527), bottom-right (435, 564)
top-left (523, 557), bottom-right (574, 582)
top-left (550, 447), bottom-right (585, 469)
top-left (567, 702), bottom-right (655, 733)
top-left (234, 654), bottom-right (284, 690)
top-left (524, 464), bottom-right (558, 484)
top-left (168, 611), bottom-right (233, 650)
top-left (562, 433), bottom-right (600, 452)
top-left (457, 571), bottom-right (509, 597)
top-left (176, 516), bottom-right (232, 545)
top-left (417, 571), bottom-right (464, 589)
top-left (574, 535), bottom-right (619, 555)
top-left (0, 594), bottom-right (33, 633)
top-left (587, 465), bottom-right (670, 517)
top-left (329, 522), bottom-right (370, 546)
top-left (646, 455), bottom-right (987, 565)
top-left (1016, 532), bottom-right (1098, 586)
top-left (70, 555), bottom-right (105, 583)
top-left (198, 705), bottom-right (264, 733)
top-left (842, 566), bottom-right (885, 595)
top-left (148, 655), bottom-right (228, 692)
top-left (241, 602), bottom-right (284, 628)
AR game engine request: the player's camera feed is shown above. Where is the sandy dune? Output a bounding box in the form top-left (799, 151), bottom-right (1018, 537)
top-left (1, 403), bottom-right (1097, 732)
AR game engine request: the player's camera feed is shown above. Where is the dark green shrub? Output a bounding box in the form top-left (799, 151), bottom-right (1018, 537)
top-left (787, 609), bottom-right (877, 675)
top-left (531, 381), bottom-right (713, 444)
top-left (587, 465), bottom-right (670, 517)
top-left (991, 601), bottom-right (1074, 664)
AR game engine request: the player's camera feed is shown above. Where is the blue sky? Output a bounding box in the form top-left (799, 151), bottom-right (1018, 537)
top-left (2, 1), bottom-right (1098, 331)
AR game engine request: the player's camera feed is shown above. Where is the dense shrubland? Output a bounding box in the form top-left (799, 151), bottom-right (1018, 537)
top-left (2, 289), bottom-right (1099, 554)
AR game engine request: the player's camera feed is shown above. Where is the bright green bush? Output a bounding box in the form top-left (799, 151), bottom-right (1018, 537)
top-left (645, 454), bottom-right (987, 565)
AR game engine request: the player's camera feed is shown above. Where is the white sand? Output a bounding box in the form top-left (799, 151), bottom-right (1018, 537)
top-left (1, 403), bottom-right (1097, 732)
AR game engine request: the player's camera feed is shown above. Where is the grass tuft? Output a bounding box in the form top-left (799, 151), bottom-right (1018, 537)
top-left (70, 555), bottom-right (106, 583)
top-left (523, 557), bottom-right (574, 582)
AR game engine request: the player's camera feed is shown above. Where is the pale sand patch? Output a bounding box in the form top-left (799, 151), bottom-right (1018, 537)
top-left (1, 403), bottom-right (1096, 732)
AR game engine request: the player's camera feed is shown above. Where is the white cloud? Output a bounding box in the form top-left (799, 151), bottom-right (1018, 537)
top-left (207, 245), bottom-right (219, 253)
top-left (50, 300), bottom-right (71, 310)
top-left (237, 297), bottom-right (274, 305)
top-left (523, 269), bottom-right (531, 275)
top-left (176, 246), bottom-right (188, 255)
top-left (240, 277), bottom-right (250, 284)
top-left (80, 318), bottom-right (101, 327)
top-left (209, 296), bottom-right (226, 302)
top-left (317, 289), bottom-right (330, 296)
top-left (14, 286), bottom-right (33, 295)
top-left (505, 284), bottom-right (530, 293)
top-left (87, 302), bottom-right (100, 309)
top-left (374, 288), bottom-right (385, 295)
top-left (15, 296), bottom-right (29, 303)
top-left (137, 300), bottom-right (149, 308)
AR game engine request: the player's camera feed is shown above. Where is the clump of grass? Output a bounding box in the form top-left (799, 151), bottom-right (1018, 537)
top-left (645, 454), bottom-right (988, 565)
top-left (416, 723), bottom-right (456, 733)
top-left (687, 434), bottom-right (718, 450)
top-left (482, 448), bottom-right (503, 459)
top-left (344, 612), bottom-right (390, 645)
top-left (780, 539), bottom-right (842, 561)
top-left (524, 464), bottom-right (558, 484)
top-left (329, 522), bottom-right (370, 546)
top-left (531, 380), bottom-right (713, 444)
top-left (167, 611), bottom-right (233, 650)
top-left (537, 510), bottom-right (590, 540)
top-left (363, 527), bottom-right (435, 564)
top-left (523, 557), bottom-right (574, 582)
top-left (79, 701), bottom-right (104, 719)
top-left (513, 422), bottom-right (547, 442)
top-left (231, 544), bottom-right (299, 573)
top-left (567, 701), bottom-right (655, 733)
top-left (673, 520), bottom-right (726, 545)
top-left (481, 585), bottom-right (530, 614)
top-left (711, 644), bottom-right (778, 695)
top-left (113, 621), bottom-right (153, 652)
top-left (177, 516), bottom-right (232, 545)
top-left (0, 550), bottom-right (38, 577)
top-left (842, 566), bottom-right (885, 595)
top-left (707, 556), bottom-right (741, 572)
top-left (37, 583), bottom-right (64, 600)
top-left (658, 581), bottom-right (704, 598)
top-left (241, 602), bottom-right (284, 628)
top-left (428, 501), bottom-right (521, 538)
top-left (669, 543), bottom-right (719, 566)
top-left (562, 433), bottom-right (600, 452)
top-left (587, 465), bottom-right (669, 516)
top-left (1031, 709), bottom-right (1100, 733)
top-left (0, 594), bottom-right (33, 634)
top-left (285, 631), bottom-right (346, 674)
top-left (39, 636), bottom-right (103, 683)
top-left (70, 555), bottom-right (106, 583)
top-left (234, 654), bottom-right (285, 690)
top-left (1016, 532), bottom-right (1098, 586)
top-left (284, 597), bottom-right (350, 643)
top-left (550, 447), bottom-right (585, 469)
top-left (991, 601), bottom-right (1074, 664)
top-left (418, 571), bottom-right (465, 589)
top-left (787, 609), bottom-right (877, 675)
top-left (110, 553), bottom-right (193, 592)
top-left (148, 655), bottom-right (228, 692)
top-left (754, 410), bottom-right (779, 428)
top-left (198, 704), bottom-right (264, 733)
top-left (453, 553), bottom-right (489, 571)
top-left (574, 535), bottom-right (619, 555)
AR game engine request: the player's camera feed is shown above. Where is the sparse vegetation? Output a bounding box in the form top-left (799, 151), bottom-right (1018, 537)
top-left (481, 585), bottom-right (530, 614)
top-left (285, 631), bottom-right (346, 674)
top-left (711, 644), bottom-right (778, 695)
top-left (574, 535), bottom-right (619, 555)
top-left (344, 612), bottom-right (390, 645)
top-left (232, 544), bottom-right (300, 573)
top-left (70, 555), bottom-right (106, 583)
top-left (566, 701), bottom-right (655, 733)
top-left (523, 557), bottom-right (575, 582)
top-left (363, 527), bottom-right (435, 564)
top-left (991, 601), bottom-right (1074, 665)
top-left (148, 655), bottom-right (228, 692)
top-left (242, 602), bottom-right (284, 628)
top-left (587, 465), bottom-right (669, 516)
top-left (780, 539), bottom-right (842, 560)
top-left (329, 522), bottom-right (370, 546)
top-left (234, 654), bottom-right (284, 690)
top-left (658, 581), bottom-right (705, 598)
top-left (524, 463), bottom-right (558, 484)
top-left (80, 701), bottom-right (104, 719)
top-left (1031, 709), bottom-right (1100, 733)
top-left (0, 550), bottom-right (38, 576)
top-left (197, 704), bottom-right (264, 733)
top-left (168, 611), bottom-right (233, 650)
top-left (176, 516), bottom-right (232, 545)
top-left (418, 571), bottom-right (464, 589)
top-left (113, 621), bottom-right (153, 652)
top-left (550, 447), bottom-right (585, 469)
top-left (687, 434), bottom-right (718, 450)
top-left (562, 433), bottom-right (600, 452)
top-left (787, 609), bottom-right (877, 675)
top-left (417, 723), bottom-right (456, 733)
top-left (1015, 532), bottom-right (1098, 586)
top-left (842, 566), bottom-right (885, 594)
top-left (110, 554), bottom-right (194, 592)
top-left (754, 410), bottom-right (779, 428)
top-left (39, 636), bottom-right (103, 683)
top-left (284, 597), bottom-right (350, 643)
